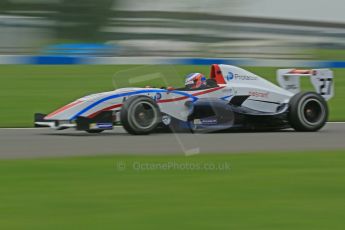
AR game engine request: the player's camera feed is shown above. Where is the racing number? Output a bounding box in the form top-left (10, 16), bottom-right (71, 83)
top-left (319, 78), bottom-right (332, 95)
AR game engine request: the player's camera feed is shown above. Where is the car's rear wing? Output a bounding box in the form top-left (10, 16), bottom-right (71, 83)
top-left (277, 69), bottom-right (334, 100)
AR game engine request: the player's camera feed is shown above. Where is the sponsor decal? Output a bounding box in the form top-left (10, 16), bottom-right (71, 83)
top-left (226, 72), bottom-right (234, 81)
top-left (249, 91), bottom-right (269, 98)
top-left (162, 115), bottom-right (171, 125)
top-left (234, 74), bottom-right (257, 81)
top-left (194, 118), bottom-right (217, 125)
top-left (90, 123), bottom-right (97, 129)
top-left (194, 119), bottom-right (202, 125)
top-left (154, 92), bottom-right (162, 101)
top-left (97, 123), bottom-right (113, 129)
top-left (90, 123), bottom-right (113, 129)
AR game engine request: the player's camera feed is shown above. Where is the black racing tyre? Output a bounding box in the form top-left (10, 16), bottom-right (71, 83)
top-left (288, 92), bottom-right (328, 132)
top-left (86, 130), bottom-right (104, 134)
top-left (120, 96), bottom-right (161, 135)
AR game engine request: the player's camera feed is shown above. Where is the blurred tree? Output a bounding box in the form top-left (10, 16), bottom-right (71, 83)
top-left (55, 0), bottom-right (115, 41)
top-left (0, 0), bottom-right (12, 14)
top-left (0, 0), bottom-right (116, 42)
top-left (0, 1), bottom-right (54, 17)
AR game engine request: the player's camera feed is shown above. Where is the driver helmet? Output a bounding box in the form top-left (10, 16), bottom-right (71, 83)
top-left (185, 73), bottom-right (206, 89)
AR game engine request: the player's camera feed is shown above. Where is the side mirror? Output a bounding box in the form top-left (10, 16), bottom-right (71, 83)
top-left (184, 101), bottom-right (194, 115)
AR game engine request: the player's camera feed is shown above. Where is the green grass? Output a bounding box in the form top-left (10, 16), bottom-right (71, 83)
top-left (0, 65), bottom-right (344, 127)
top-left (313, 49), bottom-right (345, 60)
top-left (0, 151), bottom-right (345, 229)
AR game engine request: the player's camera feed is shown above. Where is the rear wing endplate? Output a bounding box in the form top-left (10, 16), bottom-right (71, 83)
top-left (277, 69), bottom-right (334, 100)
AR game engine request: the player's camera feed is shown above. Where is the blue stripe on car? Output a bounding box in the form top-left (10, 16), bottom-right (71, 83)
top-left (220, 95), bottom-right (233, 101)
top-left (70, 89), bottom-right (198, 120)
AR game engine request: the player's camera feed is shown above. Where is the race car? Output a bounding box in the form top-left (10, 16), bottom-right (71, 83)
top-left (35, 64), bottom-right (334, 134)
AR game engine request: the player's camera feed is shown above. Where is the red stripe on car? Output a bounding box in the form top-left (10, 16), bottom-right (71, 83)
top-left (192, 86), bottom-right (225, 96)
top-left (46, 100), bottom-right (82, 119)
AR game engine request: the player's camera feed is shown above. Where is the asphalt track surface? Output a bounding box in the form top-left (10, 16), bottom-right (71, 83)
top-left (0, 123), bottom-right (344, 159)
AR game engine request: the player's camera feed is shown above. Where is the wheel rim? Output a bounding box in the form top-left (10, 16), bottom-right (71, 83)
top-left (300, 99), bottom-right (325, 126)
top-left (131, 101), bottom-right (158, 129)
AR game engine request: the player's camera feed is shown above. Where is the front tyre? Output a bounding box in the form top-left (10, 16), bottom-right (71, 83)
top-left (120, 96), bottom-right (161, 135)
top-left (289, 92), bottom-right (328, 132)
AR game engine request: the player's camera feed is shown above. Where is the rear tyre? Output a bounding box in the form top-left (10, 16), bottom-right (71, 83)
top-left (120, 96), bottom-right (161, 135)
top-left (289, 92), bottom-right (328, 132)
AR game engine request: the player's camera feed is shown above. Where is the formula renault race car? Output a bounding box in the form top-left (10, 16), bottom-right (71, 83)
top-left (35, 64), bottom-right (334, 134)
